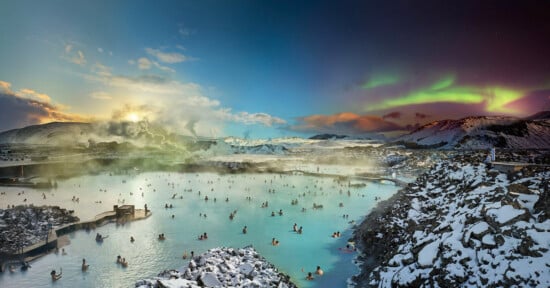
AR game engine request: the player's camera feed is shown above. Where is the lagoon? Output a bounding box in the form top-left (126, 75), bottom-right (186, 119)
top-left (0, 171), bottom-right (398, 288)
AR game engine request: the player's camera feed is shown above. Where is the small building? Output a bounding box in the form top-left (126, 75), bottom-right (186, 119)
top-left (113, 205), bottom-right (135, 218)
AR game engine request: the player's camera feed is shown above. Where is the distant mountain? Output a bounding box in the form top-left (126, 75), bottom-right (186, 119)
top-left (394, 113), bottom-right (550, 149)
top-left (309, 134), bottom-right (349, 140)
top-left (524, 110), bottom-right (550, 120)
top-left (231, 144), bottom-right (289, 155)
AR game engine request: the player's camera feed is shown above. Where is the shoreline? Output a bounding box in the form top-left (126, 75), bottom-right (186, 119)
top-left (351, 182), bottom-right (408, 287)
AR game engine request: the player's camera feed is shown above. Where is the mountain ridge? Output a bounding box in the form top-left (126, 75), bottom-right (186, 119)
top-left (395, 112), bottom-right (550, 149)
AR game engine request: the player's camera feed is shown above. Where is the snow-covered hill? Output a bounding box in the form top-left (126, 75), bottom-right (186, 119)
top-left (395, 114), bottom-right (550, 149)
top-left (0, 122), bottom-right (93, 145)
top-left (0, 121), bottom-right (193, 148)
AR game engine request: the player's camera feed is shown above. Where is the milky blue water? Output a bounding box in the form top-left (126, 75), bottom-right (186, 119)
top-left (0, 172), bottom-right (398, 288)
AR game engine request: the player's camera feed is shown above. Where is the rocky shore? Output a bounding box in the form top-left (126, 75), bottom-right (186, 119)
top-left (353, 151), bottom-right (549, 287)
top-left (0, 205), bottom-right (79, 254)
top-left (136, 246), bottom-right (296, 288)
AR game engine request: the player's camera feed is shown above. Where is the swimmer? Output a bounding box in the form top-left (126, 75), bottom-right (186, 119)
top-left (50, 268), bottom-right (62, 281)
top-left (315, 266), bottom-right (324, 276)
top-left (81, 258), bottom-right (89, 271)
top-left (306, 272), bottom-right (314, 280)
top-left (293, 223), bottom-right (297, 232)
top-left (298, 226), bottom-right (303, 234)
top-left (130, 236), bottom-right (135, 242)
top-left (242, 226), bottom-right (247, 234)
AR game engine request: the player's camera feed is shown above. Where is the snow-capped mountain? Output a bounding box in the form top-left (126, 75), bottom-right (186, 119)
top-left (395, 113), bottom-right (550, 149)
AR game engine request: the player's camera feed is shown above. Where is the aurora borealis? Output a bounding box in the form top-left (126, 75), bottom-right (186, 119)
top-left (0, 0), bottom-right (549, 137)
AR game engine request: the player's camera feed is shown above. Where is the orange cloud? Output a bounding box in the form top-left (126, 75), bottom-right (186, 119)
top-left (0, 80), bottom-right (88, 131)
top-left (290, 112), bottom-right (402, 135)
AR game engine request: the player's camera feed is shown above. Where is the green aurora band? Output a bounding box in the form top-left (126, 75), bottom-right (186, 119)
top-left (365, 76), bottom-right (524, 114)
top-left (362, 74), bottom-right (400, 89)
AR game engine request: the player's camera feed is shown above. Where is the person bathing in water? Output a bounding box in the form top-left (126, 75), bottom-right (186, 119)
top-left (51, 268), bottom-right (62, 281)
top-left (315, 266), bottom-right (324, 276)
top-left (81, 258), bottom-right (89, 271)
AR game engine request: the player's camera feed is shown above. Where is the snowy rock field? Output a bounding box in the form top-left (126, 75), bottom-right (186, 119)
top-left (353, 155), bottom-right (549, 287)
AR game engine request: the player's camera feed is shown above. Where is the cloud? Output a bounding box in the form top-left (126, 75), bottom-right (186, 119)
top-left (90, 91), bottom-right (112, 100)
top-left (382, 111), bottom-right (401, 119)
top-left (0, 80), bottom-right (87, 131)
top-left (131, 57), bottom-right (175, 73)
top-left (289, 112), bottom-right (402, 135)
top-left (178, 27), bottom-right (196, 37)
top-left (152, 61), bottom-right (176, 73)
top-left (71, 50), bottom-right (86, 65)
top-left (145, 48), bottom-right (190, 63)
top-left (92, 62), bottom-right (112, 77)
top-left (65, 44), bottom-right (73, 53)
top-left (218, 111), bottom-right (286, 127)
top-left (97, 47), bottom-right (104, 53)
top-left (17, 88), bottom-right (52, 102)
top-left (63, 44), bottom-right (87, 66)
top-left (85, 67), bottom-right (285, 137)
top-left (0, 80), bottom-right (12, 92)
top-left (138, 57), bottom-right (152, 70)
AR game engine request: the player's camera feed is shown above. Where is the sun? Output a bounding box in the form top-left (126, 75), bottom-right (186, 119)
top-left (126, 113), bottom-right (140, 123)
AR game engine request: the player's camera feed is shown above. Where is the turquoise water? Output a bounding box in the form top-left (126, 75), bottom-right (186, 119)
top-left (0, 172), bottom-right (398, 288)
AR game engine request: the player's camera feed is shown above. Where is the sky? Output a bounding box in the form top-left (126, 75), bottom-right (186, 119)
top-left (0, 0), bottom-right (549, 138)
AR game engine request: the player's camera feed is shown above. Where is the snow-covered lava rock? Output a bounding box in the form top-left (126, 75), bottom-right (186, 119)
top-left (0, 205), bottom-right (79, 253)
top-left (353, 154), bottom-right (549, 287)
top-left (135, 246), bottom-right (296, 288)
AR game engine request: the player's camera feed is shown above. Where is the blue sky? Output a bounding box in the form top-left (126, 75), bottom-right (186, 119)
top-left (0, 0), bottom-right (548, 138)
